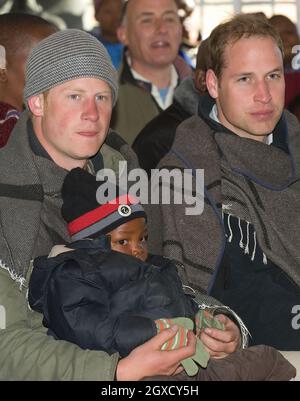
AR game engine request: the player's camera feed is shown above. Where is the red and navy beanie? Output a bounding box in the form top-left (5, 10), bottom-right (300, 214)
top-left (62, 168), bottom-right (147, 241)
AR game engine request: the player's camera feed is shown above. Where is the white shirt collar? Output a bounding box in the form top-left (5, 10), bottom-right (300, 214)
top-left (128, 55), bottom-right (178, 110)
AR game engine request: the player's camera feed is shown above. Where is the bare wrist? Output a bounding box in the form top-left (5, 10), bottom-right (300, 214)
top-left (116, 357), bottom-right (141, 381)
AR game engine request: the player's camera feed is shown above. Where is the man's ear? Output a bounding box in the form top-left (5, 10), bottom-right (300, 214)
top-left (116, 25), bottom-right (128, 45)
top-left (0, 68), bottom-right (7, 83)
top-left (206, 69), bottom-right (219, 99)
top-left (27, 94), bottom-right (45, 116)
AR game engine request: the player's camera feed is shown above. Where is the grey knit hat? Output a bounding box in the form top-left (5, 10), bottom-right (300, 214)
top-left (24, 29), bottom-right (118, 106)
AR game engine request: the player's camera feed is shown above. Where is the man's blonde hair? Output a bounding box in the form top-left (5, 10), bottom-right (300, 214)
top-left (208, 13), bottom-right (284, 78)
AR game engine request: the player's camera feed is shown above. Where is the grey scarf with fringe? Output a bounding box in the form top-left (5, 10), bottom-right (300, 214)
top-left (147, 110), bottom-right (300, 293)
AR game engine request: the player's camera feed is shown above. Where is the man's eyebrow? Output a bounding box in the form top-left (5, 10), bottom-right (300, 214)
top-left (95, 90), bottom-right (112, 95)
top-left (136, 10), bottom-right (178, 19)
top-left (135, 11), bottom-right (154, 19)
top-left (267, 67), bottom-right (284, 74)
top-left (232, 72), bottom-right (252, 77)
top-left (61, 88), bottom-right (111, 94)
top-left (62, 87), bottom-right (85, 93)
top-left (232, 67), bottom-right (283, 77)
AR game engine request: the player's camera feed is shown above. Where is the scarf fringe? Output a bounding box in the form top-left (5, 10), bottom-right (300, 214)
top-left (182, 282), bottom-right (249, 348)
top-left (244, 222), bottom-right (250, 254)
top-left (227, 214), bottom-right (233, 243)
top-left (182, 284), bottom-right (196, 295)
top-left (0, 259), bottom-right (26, 290)
top-left (263, 252), bottom-right (268, 265)
top-left (198, 302), bottom-right (250, 349)
top-left (251, 231), bottom-right (257, 261)
top-left (223, 213), bottom-right (268, 265)
top-left (238, 218), bottom-right (244, 249)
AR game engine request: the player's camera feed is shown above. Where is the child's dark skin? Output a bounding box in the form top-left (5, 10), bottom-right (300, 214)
top-left (108, 217), bottom-right (148, 262)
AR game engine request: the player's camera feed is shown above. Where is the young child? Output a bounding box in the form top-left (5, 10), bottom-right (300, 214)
top-left (28, 168), bottom-right (296, 380)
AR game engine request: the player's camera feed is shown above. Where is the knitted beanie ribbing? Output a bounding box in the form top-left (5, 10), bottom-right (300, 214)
top-left (24, 29), bottom-right (118, 106)
top-left (62, 168), bottom-right (146, 241)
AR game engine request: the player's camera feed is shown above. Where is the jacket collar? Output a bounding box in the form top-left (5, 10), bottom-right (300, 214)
top-left (173, 77), bottom-right (200, 116)
top-left (198, 93), bottom-right (290, 155)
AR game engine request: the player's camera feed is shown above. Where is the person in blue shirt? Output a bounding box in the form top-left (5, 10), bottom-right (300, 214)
top-left (89, 0), bottom-right (124, 70)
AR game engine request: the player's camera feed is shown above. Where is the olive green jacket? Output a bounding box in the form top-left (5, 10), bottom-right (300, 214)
top-left (111, 55), bottom-right (193, 145)
top-left (0, 112), bottom-right (136, 380)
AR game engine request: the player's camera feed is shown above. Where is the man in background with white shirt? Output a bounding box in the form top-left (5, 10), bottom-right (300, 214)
top-left (111, 0), bottom-right (193, 145)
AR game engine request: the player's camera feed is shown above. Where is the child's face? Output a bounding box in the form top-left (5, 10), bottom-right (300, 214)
top-left (108, 217), bottom-right (148, 262)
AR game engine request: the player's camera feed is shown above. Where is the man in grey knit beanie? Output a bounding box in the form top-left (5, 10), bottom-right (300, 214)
top-left (23, 28), bottom-right (121, 172)
top-left (24, 29), bottom-right (118, 106)
top-left (0, 27), bottom-right (200, 381)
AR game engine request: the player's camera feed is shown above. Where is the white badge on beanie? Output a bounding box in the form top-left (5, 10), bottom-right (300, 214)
top-left (0, 45), bottom-right (6, 69)
top-left (118, 205), bottom-right (132, 217)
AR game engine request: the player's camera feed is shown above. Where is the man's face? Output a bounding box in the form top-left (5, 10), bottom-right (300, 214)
top-left (95, 0), bottom-right (123, 40)
top-left (207, 36), bottom-right (285, 141)
top-left (31, 77), bottom-right (113, 170)
top-left (119, 0), bottom-right (182, 70)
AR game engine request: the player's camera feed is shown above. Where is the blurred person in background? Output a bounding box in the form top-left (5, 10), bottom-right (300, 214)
top-left (133, 38), bottom-right (209, 174)
top-left (0, 12), bottom-right (58, 148)
top-left (269, 14), bottom-right (299, 71)
top-left (177, 0), bottom-right (202, 68)
top-left (269, 14), bottom-right (300, 114)
top-left (89, 0), bottom-right (124, 70)
top-left (111, 0), bottom-right (193, 145)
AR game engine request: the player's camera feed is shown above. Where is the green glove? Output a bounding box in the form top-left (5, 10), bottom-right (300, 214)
top-left (195, 309), bottom-right (224, 332)
top-left (155, 317), bottom-right (210, 376)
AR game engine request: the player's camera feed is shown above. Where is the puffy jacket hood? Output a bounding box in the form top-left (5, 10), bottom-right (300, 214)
top-left (29, 236), bottom-right (156, 314)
